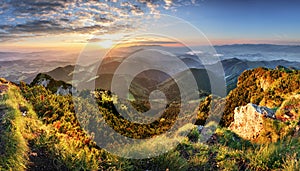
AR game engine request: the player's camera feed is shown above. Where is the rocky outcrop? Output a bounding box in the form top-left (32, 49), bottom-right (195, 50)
top-left (31, 73), bottom-right (77, 95)
top-left (222, 67), bottom-right (300, 127)
top-left (229, 103), bottom-right (276, 142)
top-left (38, 78), bottom-right (50, 87)
top-left (56, 85), bottom-right (77, 96)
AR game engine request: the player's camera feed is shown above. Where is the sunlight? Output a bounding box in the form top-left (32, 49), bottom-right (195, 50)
top-left (98, 40), bottom-right (114, 49)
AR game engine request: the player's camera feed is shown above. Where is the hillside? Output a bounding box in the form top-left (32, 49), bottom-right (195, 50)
top-left (221, 58), bottom-right (300, 92)
top-left (222, 66), bottom-right (300, 127)
top-left (0, 79), bottom-right (68, 170)
top-left (1, 67), bottom-right (300, 170)
top-left (196, 66), bottom-right (300, 127)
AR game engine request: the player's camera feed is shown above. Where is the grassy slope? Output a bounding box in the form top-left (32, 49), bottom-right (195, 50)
top-left (0, 83), bottom-right (66, 170)
top-left (1, 66), bottom-right (300, 170)
top-left (0, 85), bottom-right (37, 170)
top-left (21, 82), bottom-right (300, 170)
top-left (216, 67), bottom-right (300, 127)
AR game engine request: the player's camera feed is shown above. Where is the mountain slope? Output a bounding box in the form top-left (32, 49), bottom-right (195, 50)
top-left (222, 67), bottom-right (300, 126)
top-left (221, 58), bottom-right (300, 92)
top-left (1, 66), bottom-right (300, 170)
top-left (0, 79), bottom-right (61, 170)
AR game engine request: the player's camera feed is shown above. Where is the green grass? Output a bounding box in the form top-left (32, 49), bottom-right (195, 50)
top-left (1, 68), bottom-right (300, 170)
top-left (0, 86), bottom-right (30, 170)
top-left (19, 82), bottom-right (300, 170)
top-left (245, 137), bottom-right (300, 170)
top-left (0, 83), bottom-right (112, 170)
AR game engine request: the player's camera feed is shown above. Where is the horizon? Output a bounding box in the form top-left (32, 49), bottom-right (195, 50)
top-left (2, 42), bottom-right (300, 52)
top-left (1, 43), bottom-right (300, 66)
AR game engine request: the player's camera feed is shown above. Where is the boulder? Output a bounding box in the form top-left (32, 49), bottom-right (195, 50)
top-left (229, 103), bottom-right (276, 142)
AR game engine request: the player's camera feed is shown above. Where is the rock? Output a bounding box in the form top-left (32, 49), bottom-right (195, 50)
top-left (197, 125), bottom-right (203, 132)
top-left (56, 85), bottom-right (77, 95)
top-left (252, 103), bottom-right (276, 119)
top-left (31, 73), bottom-right (77, 96)
top-left (56, 85), bottom-right (69, 95)
top-left (229, 103), bottom-right (276, 142)
top-left (38, 78), bottom-right (50, 87)
top-left (19, 105), bottom-right (28, 117)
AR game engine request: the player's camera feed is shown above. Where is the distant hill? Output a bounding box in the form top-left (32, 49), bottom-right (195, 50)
top-left (46, 65), bottom-right (77, 82)
top-left (215, 44), bottom-right (300, 53)
top-left (158, 68), bottom-right (223, 98)
top-left (2, 44), bottom-right (300, 85)
top-left (0, 59), bottom-right (69, 83)
top-left (43, 57), bottom-right (300, 94)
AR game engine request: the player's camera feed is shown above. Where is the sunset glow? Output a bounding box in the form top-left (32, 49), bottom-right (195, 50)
top-left (98, 40), bottom-right (115, 49)
top-left (0, 0), bottom-right (299, 54)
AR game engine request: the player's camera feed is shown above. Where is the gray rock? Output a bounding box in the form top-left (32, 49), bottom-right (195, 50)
top-left (251, 103), bottom-right (276, 119)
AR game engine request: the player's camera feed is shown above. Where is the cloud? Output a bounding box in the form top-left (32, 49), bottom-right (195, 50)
top-left (164, 0), bottom-right (199, 9)
top-left (86, 38), bottom-right (105, 43)
top-left (0, 0), bottom-right (197, 42)
top-left (186, 50), bottom-right (203, 55)
top-left (164, 0), bottom-right (173, 9)
top-left (133, 40), bottom-right (179, 45)
top-left (0, 0), bottom-right (150, 41)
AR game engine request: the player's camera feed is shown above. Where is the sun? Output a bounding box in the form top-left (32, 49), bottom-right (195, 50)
top-left (98, 40), bottom-right (114, 49)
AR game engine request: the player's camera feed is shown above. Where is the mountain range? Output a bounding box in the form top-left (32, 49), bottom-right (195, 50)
top-left (38, 57), bottom-right (300, 95)
top-left (2, 44), bottom-right (300, 95)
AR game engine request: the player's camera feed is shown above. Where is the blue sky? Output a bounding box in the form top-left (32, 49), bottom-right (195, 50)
top-left (0, 0), bottom-right (299, 49)
top-left (166, 0), bottom-right (300, 44)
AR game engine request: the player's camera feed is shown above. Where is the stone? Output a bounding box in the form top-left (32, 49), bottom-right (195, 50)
top-left (229, 103), bottom-right (276, 141)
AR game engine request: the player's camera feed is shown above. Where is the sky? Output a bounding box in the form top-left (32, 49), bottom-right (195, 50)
top-left (172, 0), bottom-right (300, 45)
top-left (0, 0), bottom-right (300, 52)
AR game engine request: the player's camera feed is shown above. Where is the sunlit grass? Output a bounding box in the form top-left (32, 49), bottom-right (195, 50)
top-left (0, 86), bottom-right (30, 170)
top-left (1, 74), bottom-right (299, 170)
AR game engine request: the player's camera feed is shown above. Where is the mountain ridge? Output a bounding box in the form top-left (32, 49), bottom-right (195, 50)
top-left (40, 58), bottom-right (300, 94)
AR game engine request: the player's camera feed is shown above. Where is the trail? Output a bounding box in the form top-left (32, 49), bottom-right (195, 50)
top-left (26, 140), bottom-right (68, 171)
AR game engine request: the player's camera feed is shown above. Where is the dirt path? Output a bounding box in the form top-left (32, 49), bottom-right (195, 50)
top-left (26, 141), bottom-right (69, 171)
